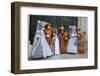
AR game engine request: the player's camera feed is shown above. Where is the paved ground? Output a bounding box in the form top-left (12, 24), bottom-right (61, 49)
top-left (46, 41), bottom-right (88, 60)
top-left (45, 52), bottom-right (88, 60)
top-left (29, 49), bottom-right (88, 60)
top-left (29, 41), bottom-right (88, 60)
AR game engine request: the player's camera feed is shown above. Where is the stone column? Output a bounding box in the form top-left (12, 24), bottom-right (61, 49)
top-left (77, 17), bottom-right (88, 41)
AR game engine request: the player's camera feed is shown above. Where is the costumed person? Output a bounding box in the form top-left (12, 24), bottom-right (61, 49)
top-left (28, 41), bottom-right (32, 60)
top-left (67, 26), bottom-right (77, 54)
top-left (59, 26), bottom-right (66, 54)
top-left (44, 23), bottom-right (53, 48)
top-left (31, 20), bottom-right (53, 59)
top-left (64, 31), bottom-right (69, 52)
top-left (76, 27), bottom-right (85, 54)
top-left (52, 28), bottom-right (60, 55)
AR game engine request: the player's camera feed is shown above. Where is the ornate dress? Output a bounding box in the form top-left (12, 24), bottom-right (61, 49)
top-left (31, 21), bottom-right (53, 59)
top-left (77, 28), bottom-right (85, 54)
top-left (44, 24), bottom-right (53, 48)
top-left (64, 32), bottom-right (69, 52)
top-left (59, 27), bottom-right (66, 54)
top-left (52, 32), bottom-right (60, 55)
top-left (67, 26), bottom-right (78, 54)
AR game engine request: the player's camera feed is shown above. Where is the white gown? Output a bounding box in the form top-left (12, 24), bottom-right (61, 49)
top-left (31, 21), bottom-right (53, 59)
top-left (52, 34), bottom-right (60, 55)
top-left (67, 33), bottom-right (77, 53)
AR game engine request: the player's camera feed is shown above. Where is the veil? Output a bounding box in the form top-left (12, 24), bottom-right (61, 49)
top-left (32, 20), bottom-right (48, 49)
top-left (31, 20), bottom-right (53, 59)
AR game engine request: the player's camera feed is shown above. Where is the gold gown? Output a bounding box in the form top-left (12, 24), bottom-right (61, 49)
top-left (77, 30), bottom-right (85, 54)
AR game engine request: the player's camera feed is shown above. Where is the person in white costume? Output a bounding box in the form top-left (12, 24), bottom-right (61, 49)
top-left (67, 26), bottom-right (78, 54)
top-left (52, 28), bottom-right (60, 55)
top-left (31, 20), bottom-right (53, 59)
top-left (28, 41), bottom-right (32, 60)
